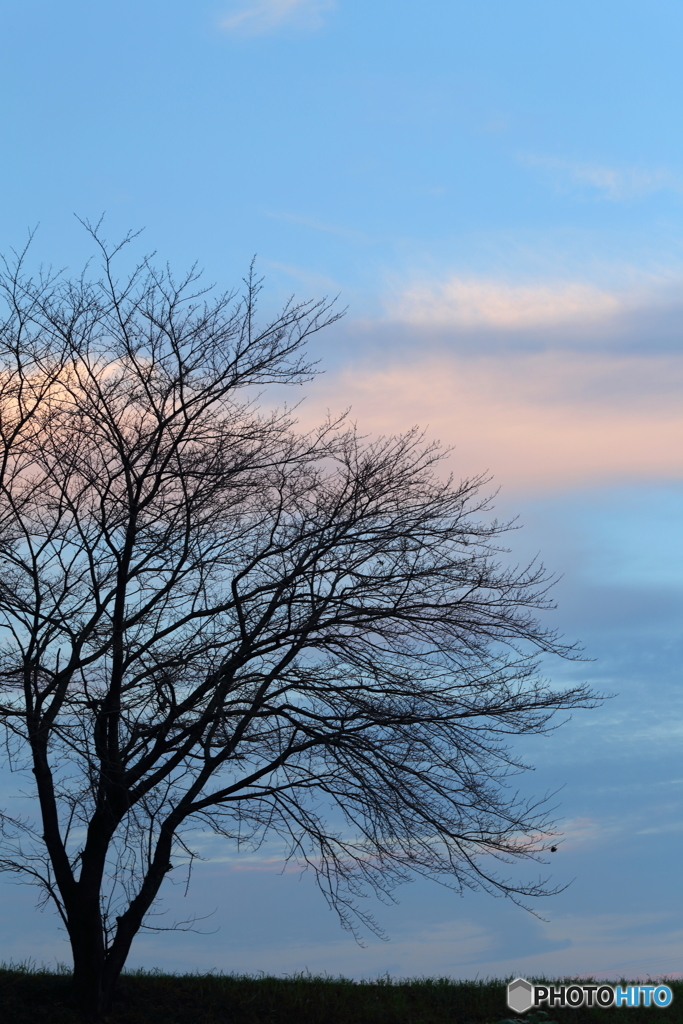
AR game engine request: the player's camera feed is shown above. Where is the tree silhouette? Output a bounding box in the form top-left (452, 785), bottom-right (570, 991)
top-left (0, 227), bottom-right (595, 1019)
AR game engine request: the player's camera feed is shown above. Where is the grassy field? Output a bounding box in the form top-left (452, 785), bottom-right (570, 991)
top-left (0, 966), bottom-right (680, 1023)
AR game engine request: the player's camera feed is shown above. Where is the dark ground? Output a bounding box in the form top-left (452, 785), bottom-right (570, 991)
top-left (0, 968), bottom-right (680, 1023)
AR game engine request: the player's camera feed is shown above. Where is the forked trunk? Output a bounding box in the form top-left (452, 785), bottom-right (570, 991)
top-left (71, 941), bottom-right (130, 1020)
top-left (68, 862), bottom-right (166, 1019)
top-left (69, 905), bottom-right (129, 1021)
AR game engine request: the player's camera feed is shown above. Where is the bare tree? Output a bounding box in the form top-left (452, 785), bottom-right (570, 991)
top-left (0, 227), bottom-right (595, 1020)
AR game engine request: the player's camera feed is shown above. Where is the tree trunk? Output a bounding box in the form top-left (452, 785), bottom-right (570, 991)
top-left (69, 904), bottom-right (109, 1020)
top-left (72, 952), bottom-right (130, 1020)
top-left (68, 853), bottom-right (171, 1019)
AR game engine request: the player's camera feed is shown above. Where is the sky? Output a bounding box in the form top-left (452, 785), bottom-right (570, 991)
top-left (0, 0), bottom-right (682, 981)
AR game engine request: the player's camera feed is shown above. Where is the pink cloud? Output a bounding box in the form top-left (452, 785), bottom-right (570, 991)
top-left (300, 351), bottom-right (683, 493)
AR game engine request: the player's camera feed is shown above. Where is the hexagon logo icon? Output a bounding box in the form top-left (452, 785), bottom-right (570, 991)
top-left (507, 977), bottom-right (534, 1014)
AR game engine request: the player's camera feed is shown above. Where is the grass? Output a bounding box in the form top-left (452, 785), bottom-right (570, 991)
top-left (0, 964), bottom-right (680, 1023)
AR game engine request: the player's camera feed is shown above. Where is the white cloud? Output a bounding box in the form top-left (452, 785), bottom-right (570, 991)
top-left (521, 154), bottom-right (682, 201)
top-left (221, 0), bottom-right (334, 34)
top-left (386, 276), bottom-right (621, 329)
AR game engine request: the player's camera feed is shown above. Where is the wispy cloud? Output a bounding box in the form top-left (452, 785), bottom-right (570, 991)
top-left (520, 154), bottom-right (683, 201)
top-left (221, 0), bottom-right (334, 34)
top-left (263, 208), bottom-right (370, 244)
top-left (261, 258), bottom-right (341, 293)
top-left (386, 275), bottom-right (621, 329)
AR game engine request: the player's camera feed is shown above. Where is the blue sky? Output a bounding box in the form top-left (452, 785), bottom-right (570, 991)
top-left (0, 0), bottom-right (681, 980)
